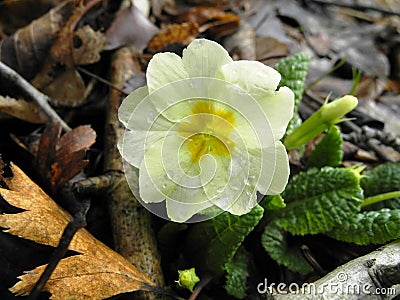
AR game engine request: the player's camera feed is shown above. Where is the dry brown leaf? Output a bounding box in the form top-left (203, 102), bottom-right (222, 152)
top-left (0, 0), bottom-right (62, 34)
top-left (30, 0), bottom-right (104, 107)
top-left (0, 163), bottom-right (156, 299)
top-left (147, 21), bottom-right (199, 52)
top-left (72, 25), bottom-right (104, 65)
top-left (184, 0), bottom-right (228, 7)
top-left (175, 6), bottom-right (240, 39)
top-left (36, 122), bottom-right (96, 190)
top-left (39, 68), bottom-right (86, 107)
top-left (0, 96), bottom-right (48, 123)
top-left (0, 1), bottom-right (74, 79)
top-left (176, 6), bottom-right (232, 25)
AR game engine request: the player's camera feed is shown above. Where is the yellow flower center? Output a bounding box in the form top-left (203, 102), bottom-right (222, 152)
top-left (178, 100), bottom-right (236, 162)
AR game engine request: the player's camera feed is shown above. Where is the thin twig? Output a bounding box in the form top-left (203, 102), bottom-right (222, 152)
top-left (188, 274), bottom-right (213, 300)
top-left (77, 67), bottom-right (129, 96)
top-left (0, 62), bottom-right (71, 131)
top-left (301, 245), bottom-right (326, 276)
top-left (27, 197), bottom-right (91, 300)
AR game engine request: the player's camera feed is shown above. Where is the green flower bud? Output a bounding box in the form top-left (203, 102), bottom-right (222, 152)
top-left (176, 268), bottom-right (200, 292)
top-left (284, 95), bottom-right (358, 149)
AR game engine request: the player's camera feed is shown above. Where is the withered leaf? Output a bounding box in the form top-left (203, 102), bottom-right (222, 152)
top-left (31, 0), bottom-right (104, 107)
top-left (0, 0), bottom-right (62, 34)
top-left (0, 163), bottom-right (156, 299)
top-left (72, 25), bottom-right (104, 65)
top-left (147, 22), bottom-right (199, 52)
top-left (37, 122), bottom-right (96, 190)
top-left (39, 68), bottom-right (86, 107)
top-left (0, 1), bottom-right (74, 80)
top-left (104, 4), bottom-right (158, 51)
top-left (176, 6), bottom-right (233, 25)
top-left (175, 6), bottom-right (240, 39)
top-left (0, 96), bottom-right (48, 124)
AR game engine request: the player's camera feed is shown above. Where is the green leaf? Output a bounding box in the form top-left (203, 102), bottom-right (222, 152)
top-left (224, 247), bottom-right (250, 299)
top-left (185, 205), bottom-right (264, 277)
top-left (361, 162), bottom-right (400, 209)
top-left (275, 167), bottom-right (363, 235)
top-left (306, 126), bottom-right (343, 168)
top-left (275, 53), bottom-right (310, 113)
top-left (327, 209), bottom-right (400, 245)
top-left (260, 195), bottom-right (286, 211)
top-left (261, 223), bottom-right (313, 274)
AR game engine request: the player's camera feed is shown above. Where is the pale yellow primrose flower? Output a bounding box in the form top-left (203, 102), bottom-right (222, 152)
top-left (118, 39), bottom-right (294, 223)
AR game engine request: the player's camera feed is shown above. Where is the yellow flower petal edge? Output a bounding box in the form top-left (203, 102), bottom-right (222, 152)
top-left (118, 38), bottom-right (295, 223)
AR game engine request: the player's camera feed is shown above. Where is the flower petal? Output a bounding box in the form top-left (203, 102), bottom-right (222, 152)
top-left (147, 52), bottom-right (189, 93)
top-left (217, 61), bottom-right (281, 98)
top-left (118, 86), bottom-right (148, 127)
top-left (118, 129), bottom-right (168, 168)
top-left (182, 39), bottom-right (232, 78)
top-left (267, 141), bottom-right (290, 195)
top-left (255, 141), bottom-right (289, 195)
top-left (225, 189), bottom-right (258, 215)
top-left (166, 198), bottom-right (213, 222)
top-left (257, 87), bottom-right (294, 140)
top-left (139, 137), bottom-right (211, 218)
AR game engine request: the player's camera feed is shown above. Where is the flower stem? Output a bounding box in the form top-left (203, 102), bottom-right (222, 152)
top-left (361, 190), bottom-right (400, 208)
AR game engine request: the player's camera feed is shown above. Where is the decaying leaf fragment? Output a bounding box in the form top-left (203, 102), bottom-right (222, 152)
top-left (36, 122), bottom-right (96, 190)
top-left (0, 163), bottom-right (156, 299)
top-left (30, 0), bottom-right (105, 107)
top-left (147, 22), bottom-right (199, 52)
top-left (0, 0), bottom-right (74, 79)
top-left (0, 96), bottom-right (48, 123)
top-left (175, 6), bottom-right (240, 38)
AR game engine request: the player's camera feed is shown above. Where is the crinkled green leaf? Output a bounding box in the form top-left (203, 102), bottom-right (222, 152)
top-left (185, 205), bottom-right (264, 277)
top-left (261, 223), bottom-right (313, 274)
top-left (306, 126), bottom-right (343, 168)
top-left (361, 162), bottom-right (400, 210)
top-left (327, 209), bottom-right (400, 245)
top-left (275, 53), bottom-right (310, 113)
top-left (260, 195), bottom-right (286, 211)
top-left (275, 167), bottom-right (363, 235)
top-left (224, 247), bottom-right (250, 299)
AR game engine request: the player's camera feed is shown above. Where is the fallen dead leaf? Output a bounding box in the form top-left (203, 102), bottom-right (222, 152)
top-left (175, 6), bottom-right (240, 38)
top-left (147, 21), bottom-right (199, 52)
top-left (0, 0), bottom-right (62, 34)
top-left (222, 22), bottom-right (256, 60)
top-left (35, 122), bottom-right (96, 190)
top-left (0, 96), bottom-right (48, 124)
top-left (104, 4), bottom-right (158, 51)
top-left (0, 162), bottom-right (156, 299)
top-left (30, 0), bottom-right (104, 107)
top-left (0, 1), bottom-right (74, 80)
top-left (72, 26), bottom-right (104, 65)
